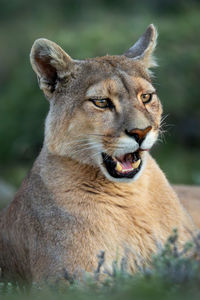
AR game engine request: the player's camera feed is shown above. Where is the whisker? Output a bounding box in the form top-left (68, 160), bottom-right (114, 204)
top-left (88, 133), bottom-right (117, 139)
top-left (60, 134), bottom-right (128, 159)
top-left (60, 138), bottom-right (100, 154)
top-left (63, 138), bottom-right (94, 146)
top-left (158, 130), bottom-right (167, 143)
top-left (160, 114), bottom-right (169, 125)
top-left (91, 151), bottom-right (104, 159)
top-left (158, 113), bottom-right (174, 145)
top-left (69, 139), bottom-right (109, 156)
top-left (69, 144), bottom-right (101, 156)
top-left (62, 139), bottom-right (102, 152)
top-left (91, 146), bottom-right (117, 160)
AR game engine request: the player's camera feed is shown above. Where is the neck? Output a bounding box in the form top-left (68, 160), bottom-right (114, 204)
top-left (36, 146), bottom-right (150, 205)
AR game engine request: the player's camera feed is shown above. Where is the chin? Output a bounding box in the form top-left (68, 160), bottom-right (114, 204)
top-left (97, 150), bottom-right (148, 183)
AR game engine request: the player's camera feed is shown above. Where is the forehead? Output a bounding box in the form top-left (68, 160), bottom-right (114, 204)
top-left (86, 76), bottom-right (155, 98)
top-left (76, 55), bottom-right (153, 95)
top-left (83, 55), bottom-right (151, 78)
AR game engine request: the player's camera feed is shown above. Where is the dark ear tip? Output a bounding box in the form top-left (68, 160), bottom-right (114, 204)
top-left (30, 38), bottom-right (52, 57)
top-left (148, 24), bottom-right (155, 30)
top-left (32, 38), bottom-right (47, 46)
top-left (123, 24), bottom-right (158, 67)
top-left (146, 24), bottom-right (158, 40)
top-left (30, 39), bottom-right (46, 65)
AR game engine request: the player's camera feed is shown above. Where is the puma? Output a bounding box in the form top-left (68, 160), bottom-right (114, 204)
top-left (0, 24), bottom-right (196, 284)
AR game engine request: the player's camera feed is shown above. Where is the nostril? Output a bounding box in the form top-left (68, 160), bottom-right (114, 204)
top-left (125, 126), bottom-right (152, 142)
top-left (132, 133), bottom-right (140, 143)
top-left (125, 130), bottom-right (141, 144)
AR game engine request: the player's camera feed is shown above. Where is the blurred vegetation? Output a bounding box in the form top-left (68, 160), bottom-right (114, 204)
top-left (1, 230), bottom-right (200, 299)
top-left (0, 0), bottom-right (200, 188)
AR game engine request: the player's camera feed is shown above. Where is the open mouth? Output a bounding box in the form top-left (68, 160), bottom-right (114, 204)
top-left (102, 150), bottom-right (142, 179)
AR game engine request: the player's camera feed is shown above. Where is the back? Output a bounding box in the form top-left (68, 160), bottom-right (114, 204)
top-left (174, 185), bottom-right (200, 228)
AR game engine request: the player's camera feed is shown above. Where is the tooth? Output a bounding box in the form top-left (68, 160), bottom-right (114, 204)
top-left (116, 161), bottom-right (123, 172)
top-left (132, 159), bottom-right (141, 169)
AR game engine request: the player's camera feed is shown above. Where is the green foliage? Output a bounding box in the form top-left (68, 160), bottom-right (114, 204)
top-left (0, 0), bottom-right (200, 186)
top-left (1, 230), bottom-right (200, 299)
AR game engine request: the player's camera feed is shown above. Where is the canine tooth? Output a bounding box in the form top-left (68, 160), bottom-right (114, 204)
top-left (132, 159), bottom-right (141, 169)
top-left (116, 161), bottom-right (123, 172)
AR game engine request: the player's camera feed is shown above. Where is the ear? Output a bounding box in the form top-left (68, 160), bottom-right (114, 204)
top-left (30, 38), bottom-right (73, 97)
top-left (123, 24), bottom-right (158, 68)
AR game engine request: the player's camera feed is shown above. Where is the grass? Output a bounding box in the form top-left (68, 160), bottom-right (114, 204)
top-left (1, 230), bottom-right (200, 300)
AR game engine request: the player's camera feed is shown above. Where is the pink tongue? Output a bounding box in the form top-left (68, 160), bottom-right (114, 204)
top-left (121, 160), bottom-right (133, 171)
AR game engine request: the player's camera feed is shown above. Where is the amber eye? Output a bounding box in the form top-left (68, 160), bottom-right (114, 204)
top-left (140, 93), bottom-right (153, 104)
top-left (91, 98), bottom-right (113, 109)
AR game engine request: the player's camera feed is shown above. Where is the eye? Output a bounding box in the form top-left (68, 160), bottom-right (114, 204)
top-left (90, 98), bottom-right (114, 109)
top-left (139, 93), bottom-right (153, 104)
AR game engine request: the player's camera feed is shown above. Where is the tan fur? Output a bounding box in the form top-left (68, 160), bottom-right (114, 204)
top-left (0, 25), bottom-right (196, 284)
top-left (174, 185), bottom-right (200, 228)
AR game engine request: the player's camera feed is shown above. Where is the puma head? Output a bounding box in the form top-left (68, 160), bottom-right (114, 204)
top-left (30, 24), bottom-right (162, 183)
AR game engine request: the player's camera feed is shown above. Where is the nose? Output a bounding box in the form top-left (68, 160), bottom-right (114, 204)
top-left (125, 126), bottom-right (152, 145)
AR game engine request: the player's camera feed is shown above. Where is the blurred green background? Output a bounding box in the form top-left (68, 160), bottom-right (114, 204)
top-left (0, 0), bottom-right (200, 205)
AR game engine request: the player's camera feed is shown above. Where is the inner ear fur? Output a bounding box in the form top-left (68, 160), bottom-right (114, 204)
top-left (123, 24), bottom-right (158, 68)
top-left (30, 38), bottom-right (73, 97)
